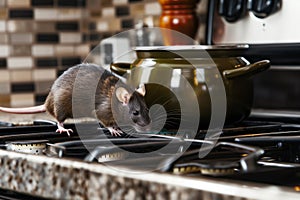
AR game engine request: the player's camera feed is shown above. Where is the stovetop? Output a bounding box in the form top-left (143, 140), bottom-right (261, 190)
top-left (0, 111), bottom-right (300, 199)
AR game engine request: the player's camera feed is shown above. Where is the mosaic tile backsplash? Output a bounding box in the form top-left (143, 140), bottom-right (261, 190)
top-left (0, 0), bottom-right (207, 107)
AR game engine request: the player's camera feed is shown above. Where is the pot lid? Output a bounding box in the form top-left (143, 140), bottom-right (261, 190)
top-left (133, 45), bottom-right (249, 58)
top-left (134, 44), bottom-right (249, 52)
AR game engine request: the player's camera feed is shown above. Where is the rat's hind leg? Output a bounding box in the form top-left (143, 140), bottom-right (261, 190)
top-left (56, 122), bottom-right (73, 136)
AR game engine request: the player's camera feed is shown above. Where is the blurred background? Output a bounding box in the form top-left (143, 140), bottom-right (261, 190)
top-left (0, 0), bottom-right (208, 107)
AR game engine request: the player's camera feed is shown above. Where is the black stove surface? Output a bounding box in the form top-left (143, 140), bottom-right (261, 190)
top-left (1, 114), bottom-right (300, 188)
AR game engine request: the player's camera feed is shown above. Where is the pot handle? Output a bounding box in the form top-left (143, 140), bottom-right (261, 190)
top-left (110, 62), bottom-right (132, 76)
top-left (223, 60), bottom-right (270, 79)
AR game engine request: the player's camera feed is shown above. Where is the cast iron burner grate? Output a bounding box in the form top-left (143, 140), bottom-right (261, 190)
top-left (1, 118), bottom-right (300, 187)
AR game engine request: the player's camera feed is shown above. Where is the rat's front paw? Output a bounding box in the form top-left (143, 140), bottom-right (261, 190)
top-left (107, 127), bottom-right (123, 137)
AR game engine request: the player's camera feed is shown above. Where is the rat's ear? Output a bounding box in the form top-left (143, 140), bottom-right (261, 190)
top-left (116, 87), bottom-right (130, 105)
top-left (136, 84), bottom-right (146, 96)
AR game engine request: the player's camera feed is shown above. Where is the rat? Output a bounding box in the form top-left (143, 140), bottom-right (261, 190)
top-left (0, 63), bottom-right (151, 136)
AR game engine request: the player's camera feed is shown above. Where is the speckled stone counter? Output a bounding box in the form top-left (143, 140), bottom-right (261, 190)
top-left (0, 149), bottom-right (299, 200)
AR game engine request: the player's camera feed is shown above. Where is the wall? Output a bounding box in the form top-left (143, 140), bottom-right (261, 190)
top-left (0, 0), bottom-right (207, 107)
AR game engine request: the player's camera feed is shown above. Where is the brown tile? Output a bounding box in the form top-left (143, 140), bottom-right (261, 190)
top-left (0, 94), bottom-right (11, 107)
top-left (10, 45), bottom-right (31, 56)
top-left (0, 1), bottom-right (6, 8)
top-left (0, 33), bottom-right (8, 43)
top-left (0, 8), bottom-right (7, 19)
top-left (7, 20), bottom-right (33, 32)
top-left (87, 0), bottom-right (102, 9)
top-left (34, 81), bottom-right (53, 94)
top-left (101, 0), bottom-right (112, 7)
top-left (10, 33), bottom-right (33, 44)
top-left (34, 22), bottom-right (55, 32)
top-left (90, 10), bottom-right (101, 18)
top-left (0, 82), bottom-right (11, 94)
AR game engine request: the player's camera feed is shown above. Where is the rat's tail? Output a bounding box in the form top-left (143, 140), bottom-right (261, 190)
top-left (0, 104), bottom-right (46, 114)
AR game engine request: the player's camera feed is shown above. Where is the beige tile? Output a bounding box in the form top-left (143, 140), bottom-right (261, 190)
top-left (75, 44), bottom-right (90, 56)
top-left (145, 2), bottom-right (161, 16)
top-left (0, 45), bottom-right (9, 57)
top-left (102, 7), bottom-right (115, 17)
top-left (57, 9), bottom-right (84, 21)
top-left (0, 1), bottom-right (6, 7)
top-left (60, 33), bottom-right (82, 44)
top-left (0, 82), bottom-right (10, 94)
top-left (55, 45), bottom-right (74, 56)
top-left (113, 0), bottom-right (127, 6)
top-left (7, 20), bottom-right (33, 32)
top-left (7, 0), bottom-right (30, 7)
top-left (130, 4), bottom-right (145, 17)
top-left (8, 57), bottom-right (33, 69)
top-left (10, 33), bottom-right (33, 44)
top-left (10, 70), bottom-right (32, 83)
top-left (11, 45), bottom-right (31, 56)
top-left (0, 20), bottom-right (6, 32)
top-left (33, 69), bottom-right (56, 81)
top-left (0, 70), bottom-right (10, 82)
top-left (11, 93), bottom-right (34, 107)
top-left (35, 81), bottom-right (53, 94)
top-left (96, 19), bottom-right (120, 32)
top-left (34, 9), bottom-right (58, 21)
top-left (32, 45), bottom-right (55, 57)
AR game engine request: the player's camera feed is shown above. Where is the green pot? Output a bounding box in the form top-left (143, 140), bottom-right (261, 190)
top-left (111, 45), bottom-right (270, 130)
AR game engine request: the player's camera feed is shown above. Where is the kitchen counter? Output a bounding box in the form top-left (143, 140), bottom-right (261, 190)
top-left (0, 149), bottom-right (299, 200)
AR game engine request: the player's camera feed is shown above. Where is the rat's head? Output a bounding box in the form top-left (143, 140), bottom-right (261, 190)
top-left (115, 84), bottom-right (151, 132)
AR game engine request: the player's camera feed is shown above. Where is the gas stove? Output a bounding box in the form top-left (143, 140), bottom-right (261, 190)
top-left (0, 114), bottom-right (300, 199)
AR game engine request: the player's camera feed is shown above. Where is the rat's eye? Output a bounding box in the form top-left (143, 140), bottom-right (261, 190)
top-left (133, 110), bottom-right (139, 116)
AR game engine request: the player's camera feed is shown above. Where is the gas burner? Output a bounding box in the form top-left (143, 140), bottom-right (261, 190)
top-left (6, 140), bottom-right (48, 155)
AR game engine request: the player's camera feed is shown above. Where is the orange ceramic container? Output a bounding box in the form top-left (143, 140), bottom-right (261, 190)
top-left (159, 0), bottom-right (200, 45)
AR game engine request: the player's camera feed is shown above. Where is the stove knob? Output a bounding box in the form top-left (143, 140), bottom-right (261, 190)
top-left (248, 0), bottom-right (282, 18)
top-left (218, 0), bottom-right (248, 22)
